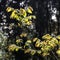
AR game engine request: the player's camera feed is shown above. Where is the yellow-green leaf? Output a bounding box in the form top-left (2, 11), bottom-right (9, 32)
top-left (27, 6), bottom-right (33, 14)
top-left (20, 8), bottom-right (27, 17)
top-left (6, 7), bottom-right (13, 12)
top-left (56, 35), bottom-right (60, 40)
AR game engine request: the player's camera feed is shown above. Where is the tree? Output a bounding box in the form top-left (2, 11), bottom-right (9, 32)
top-left (6, 6), bottom-right (60, 60)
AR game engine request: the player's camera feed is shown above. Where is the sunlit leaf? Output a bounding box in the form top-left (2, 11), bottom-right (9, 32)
top-left (24, 49), bottom-right (31, 53)
top-left (32, 16), bottom-right (36, 19)
top-left (16, 39), bottom-right (22, 44)
top-left (8, 44), bottom-right (16, 51)
top-left (56, 49), bottom-right (60, 56)
top-left (14, 14), bottom-right (19, 20)
top-left (37, 50), bottom-right (41, 54)
top-left (42, 52), bottom-right (49, 56)
top-left (20, 8), bottom-right (27, 17)
top-left (26, 40), bottom-right (32, 44)
top-left (27, 6), bottom-right (33, 14)
top-left (20, 32), bottom-right (27, 37)
top-left (24, 18), bottom-right (29, 23)
top-left (42, 34), bottom-right (52, 40)
top-left (26, 21), bottom-right (32, 25)
top-left (15, 48), bottom-right (19, 51)
top-left (35, 40), bottom-right (40, 47)
top-left (30, 50), bottom-right (36, 55)
top-left (51, 38), bottom-right (58, 44)
top-left (56, 35), bottom-right (60, 40)
top-left (33, 38), bottom-right (39, 42)
top-left (6, 7), bottom-right (13, 12)
top-left (10, 10), bottom-right (16, 19)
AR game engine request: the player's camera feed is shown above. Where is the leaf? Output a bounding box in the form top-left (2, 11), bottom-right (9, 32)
top-left (20, 8), bottom-right (27, 17)
top-left (20, 32), bottom-right (27, 37)
top-left (32, 16), bottom-right (36, 19)
top-left (56, 35), bottom-right (60, 40)
top-left (24, 18), bottom-right (29, 23)
top-left (14, 14), bottom-right (19, 20)
top-left (42, 34), bottom-right (52, 40)
top-left (26, 40), bottom-right (32, 44)
top-left (30, 50), bottom-right (36, 55)
top-left (16, 39), bottom-right (22, 44)
top-left (6, 7), bottom-right (13, 12)
top-left (33, 38), bottom-right (39, 42)
top-left (37, 50), bottom-right (41, 54)
top-left (56, 49), bottom-right (60, 56)
top-left (15, 48), bottom-right (19, 51)
top-left (42, 52), bottom-right (49, 56)
top-left (27, 6), bottom-right (33, 14)
top-left (10, 10), bottom-right (16, 19)
top-left (24, 49), bottom-right (31, 53)
top-left (26, 21), bottom-right (32, 25)
top-left (51, 38), bottom-right (58, 44)
top-left (27, 16), bottom-right (32, 19)
top-left (35, 43), bottom-right (40, 47)
top-left (26, 15), bottom-right (36, 20)
top-left (8, 44), bottom-right (16, 51)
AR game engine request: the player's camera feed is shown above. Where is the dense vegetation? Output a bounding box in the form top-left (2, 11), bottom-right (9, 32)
top-left (0, 0), bottom-right (60, 60)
